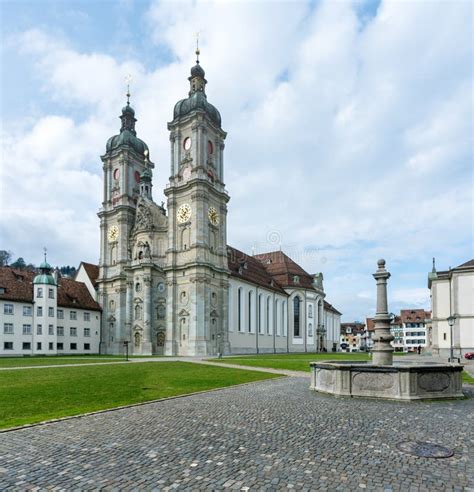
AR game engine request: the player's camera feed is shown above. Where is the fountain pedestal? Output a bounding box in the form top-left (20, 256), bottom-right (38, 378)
top-left (311, 259), bottom-right (464, 401)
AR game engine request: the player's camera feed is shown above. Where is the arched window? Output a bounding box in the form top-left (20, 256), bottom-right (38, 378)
top-left (135, 282), bottom-right (141, 292)
top-left (293, 296), bottom-right (301, 337)
top-left (266, 297), bottom-right (271, 334)
top-left (258, 294), bottom-right (263, 334)
top-left (228, 286), bottom-right (233, 332)
top-left (248, 291), bottom-right (253, 333)
top-left (282, 301), bottom-right (286, 337)
top-left (238, 288), bottom-right (243, 332)
top-left (275, 299), bottom-right (280, 336)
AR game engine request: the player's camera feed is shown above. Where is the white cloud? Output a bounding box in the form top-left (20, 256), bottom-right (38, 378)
top-left (1, 0), bottom-right (472, 322)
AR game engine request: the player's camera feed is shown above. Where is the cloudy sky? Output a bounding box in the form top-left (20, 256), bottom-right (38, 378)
top-left (0, 0), bottom-right (472, 321)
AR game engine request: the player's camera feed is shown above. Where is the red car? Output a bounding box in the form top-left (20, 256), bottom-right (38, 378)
top-left (464, 352), bottom-right (474, 360)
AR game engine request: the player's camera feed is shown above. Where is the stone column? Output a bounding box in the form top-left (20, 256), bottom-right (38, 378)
top-left (125, 280), bottom-right (133, 342)
top-left (372, 259), bottom-right (394, 366)
top-left (142, 276), bottom-right (152, 355)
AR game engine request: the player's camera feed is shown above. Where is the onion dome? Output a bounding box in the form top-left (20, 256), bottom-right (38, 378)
top-left (106, 94), bottom-right (149, 155)
top-left (172, 48), bottom-right (221, 128)
top-left (33, 253), bottom-right (56, 285)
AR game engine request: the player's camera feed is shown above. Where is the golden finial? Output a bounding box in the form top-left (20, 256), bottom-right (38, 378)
top-left (125, 74), bottom-right (132, 105)
top-left (195, 32), bottom-right (200, 63)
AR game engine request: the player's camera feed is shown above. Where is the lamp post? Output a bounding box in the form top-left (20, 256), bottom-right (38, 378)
top-left (123, 340), bottom-right (129, 361)
top-left (447, 315), bottom-right (456, 362)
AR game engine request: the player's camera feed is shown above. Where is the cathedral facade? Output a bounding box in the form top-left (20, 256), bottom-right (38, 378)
top-left (96, 54), bottom-right (341, 357)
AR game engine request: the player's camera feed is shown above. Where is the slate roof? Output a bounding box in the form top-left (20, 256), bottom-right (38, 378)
top-left (227, 246), bottom-right (287, 295)
top-left (324, 300), bottom-right (342, 316)
top-left (456, 259), bottom-right (474, 268)
top-left (0, 267), bottom-right (101, 311)
top-left (253, 250), bottom-right (316, 290)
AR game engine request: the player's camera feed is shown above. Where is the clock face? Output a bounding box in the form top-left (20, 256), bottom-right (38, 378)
top-left (208, 206), bottom-right (219, 225)
top-left (183, 137), bottom-right (192, 151)
top-left (113, 168), bottom-right (120, 180)
top-left (157, 282), bottom-right (165, 293)
top-left (177, 203), bottom-right (191, 223)
top-left (107, 225), bottom-right (119, 242)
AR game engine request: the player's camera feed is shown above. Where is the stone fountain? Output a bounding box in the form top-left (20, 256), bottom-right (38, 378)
top-left (310, 260), bottom-right (463, 400)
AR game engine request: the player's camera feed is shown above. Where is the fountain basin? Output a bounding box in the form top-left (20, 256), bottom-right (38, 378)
top-left (310, 361), bottom-right (464, 400)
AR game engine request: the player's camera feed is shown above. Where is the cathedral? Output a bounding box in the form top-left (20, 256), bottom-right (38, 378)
top-left (94, 50), bottom-right (341, 357)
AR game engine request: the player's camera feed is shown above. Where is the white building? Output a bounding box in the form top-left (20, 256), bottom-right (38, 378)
top-left (428, 259), bottom-right (474, 358)
top-left (400, 309), bottom-right (431, 352)
top-left (0, 260), bottom-right (101, 356)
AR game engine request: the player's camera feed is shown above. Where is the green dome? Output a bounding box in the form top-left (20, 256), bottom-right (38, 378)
top-left (39, 260), bottom-right (51, 269)
top-left (33, 274), bottom-right (56, 285)
top-left (106, 103), bottom-right (149, 155)
top-left (106, 130), bottom-right (149, 155)
top-left (173, 91), bottom-right (221, 127)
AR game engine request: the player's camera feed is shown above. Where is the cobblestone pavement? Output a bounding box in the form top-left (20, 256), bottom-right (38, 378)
top-left (1, 378), bottom-right (473, 491)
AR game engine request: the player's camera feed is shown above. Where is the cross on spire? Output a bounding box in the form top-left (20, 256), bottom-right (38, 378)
top-left (43, 247), bottom-right (47, 263)
top-left (125, 74), bottom-right (132, 105)
top-left (195, 32), bottom-right (200, 63)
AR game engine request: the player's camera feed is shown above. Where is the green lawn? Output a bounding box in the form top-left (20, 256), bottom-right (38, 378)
top-left (211, 352), bottom-right (370, 372)
top-left (463, 371), bottom-right (474, 384)
top-left (0, 362), bottom-right (280, 430)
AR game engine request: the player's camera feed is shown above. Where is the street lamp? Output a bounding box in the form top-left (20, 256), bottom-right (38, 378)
top-left (447, 315), bottom-right (456, 362)
top-left (123, 340), bottom-right (130, 361)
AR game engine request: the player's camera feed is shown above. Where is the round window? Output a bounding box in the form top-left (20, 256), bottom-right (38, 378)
top-left (208, 140), bottom-right (214, 155)
top-left (183, 137), bottom-right (192, 151)
top-left (113, 168), bottom-right (120, 180)
top-left (134, 170), bottom-right (141, 183)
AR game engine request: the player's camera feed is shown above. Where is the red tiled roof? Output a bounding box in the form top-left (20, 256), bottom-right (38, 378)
top-left (254, 250), bottom-right (316, 290)
top-left (366, 318), bottom-right (375, 332)
top-left (227, 247), bottom-right (287, 294)
top-left (57, 278), bottom-right (101, 311)
top-left (78, 262), bottom-right (100, 288)
top-left (400, 309), bottom-right (430, 323)
top-left (0, 267), bottom-right (101, 311)
top-left (0, 268), bottom-right (35, 303)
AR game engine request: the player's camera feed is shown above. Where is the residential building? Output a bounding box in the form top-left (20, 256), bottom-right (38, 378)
top-left (366, 309), bottom-right (431, 353)
top-left (340, 322), bottom-right (367, 352)
top-left (0, 261), bottom-right (101, 356)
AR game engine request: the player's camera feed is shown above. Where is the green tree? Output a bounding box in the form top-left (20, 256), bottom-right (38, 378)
top-left (0, 250), bottom-right (12, 266)
top-left (11, 257), bottom-right (26, 269)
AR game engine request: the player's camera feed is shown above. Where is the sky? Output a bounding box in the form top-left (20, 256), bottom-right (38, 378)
top-left (0, 0), bottom-right (472, 322)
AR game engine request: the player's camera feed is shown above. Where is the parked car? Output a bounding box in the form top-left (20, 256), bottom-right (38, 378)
top-left (464, 352), bottom-right (474, 360)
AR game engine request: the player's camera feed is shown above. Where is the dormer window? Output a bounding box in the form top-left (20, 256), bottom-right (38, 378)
top-left (293, 275), bottom-right (300, 284)
top-left (0, 287), bottom-right (5, 294)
